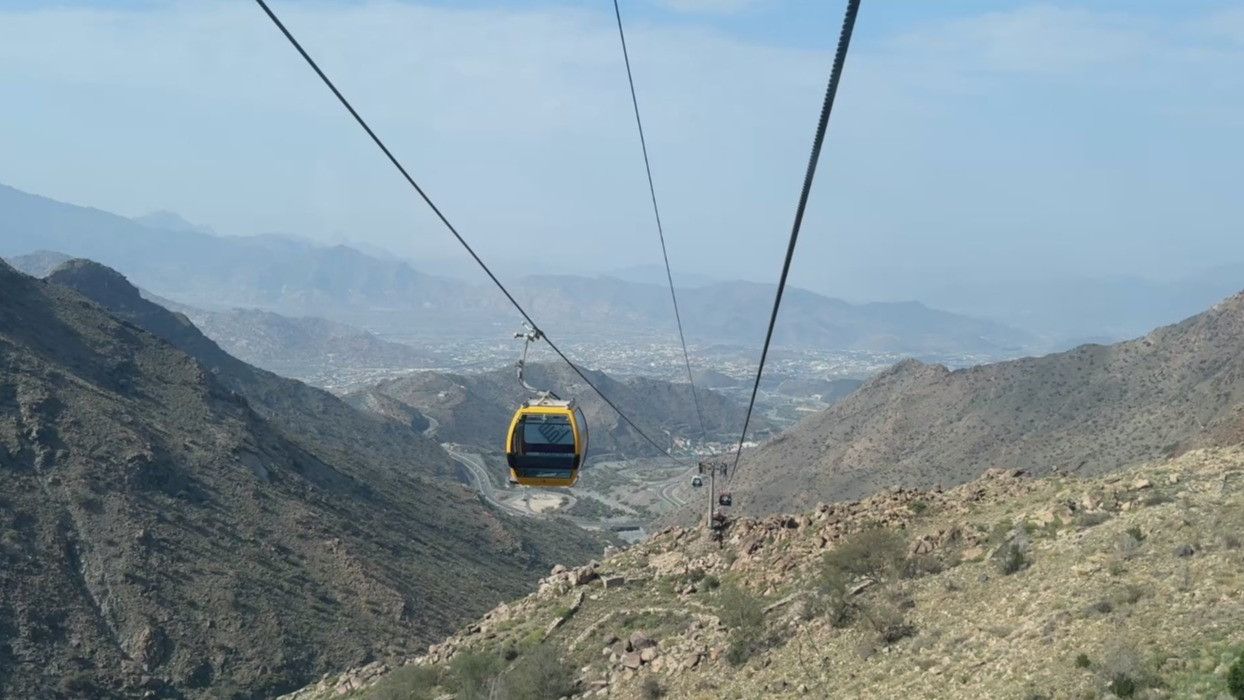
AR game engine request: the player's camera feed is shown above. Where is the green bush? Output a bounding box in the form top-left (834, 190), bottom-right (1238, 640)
top-left (813, 527), bottom-right (906, 625)
top-left (1108, 673), bottom-right (1137, 698)
top-left (59, 672), bottom-right (99, 696)
top-left (641, 675), bottom-right (665, 699)
top-left (1228, 649), bottom-right (1244, 699)
top-left (823, 527), bottom-right (906, 582)
top-left (997, 543), bottom-right (1028, 575)
top-left (1074, 653), bottom-right (1091, 669)
top-left (716, 583), bottom-right (767, 665)
top-left (366, 664), bottom-right (440, 700)
top-left (446, 651), bottom-right (504, 700)
top-left (503, 643), bottom-right (573, 700)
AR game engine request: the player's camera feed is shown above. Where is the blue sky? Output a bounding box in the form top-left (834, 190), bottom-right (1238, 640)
top-left (1, 0), bottom-right (1243, 301)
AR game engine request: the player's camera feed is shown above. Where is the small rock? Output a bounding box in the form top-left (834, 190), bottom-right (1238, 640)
top-left (640, 648), bottom-right (657, 663)
top-left (682, 652), bottom-right (701, 670)
top-left (630, 632), bottom-right (657, 650)
top-left (551, 564), bottom-right (567, 575)
top-left (977, 573), bottom-right (989, 583)
top-left (1132, 479), bottom-right (1152, 490)
top-left (1168, 474), bottom-right (1180, 485)
top-left (622, 652), bottom-right (642, 670)
top-left (1173, 544), bottom-right (1195, 557)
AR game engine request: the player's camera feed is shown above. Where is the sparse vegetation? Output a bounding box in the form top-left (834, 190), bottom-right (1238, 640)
top-left (996, 542), bottom-right (1029, 575)
top-left (367, 664), bottom-right (440, 700)
top-left (1098, 639), bottom-right (1160, 699)
top-left (808, 526), bottom-right (918, 647)
top-left (502, 643), bottom-right (574, 700)
top-left (324, 446), bottom-right (1244, 700)
top-left (716, 582), bottom-right (768, 665)
top-left (1229, 654), bottom-right (1244, 699)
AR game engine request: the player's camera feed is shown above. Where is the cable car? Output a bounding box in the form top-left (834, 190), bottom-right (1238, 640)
top-left (691, 475), bottom-right (703, 488)
top-left (718, 491), bottom-right (732, 507)
top-left (505, 397), bottom-right (588, 487)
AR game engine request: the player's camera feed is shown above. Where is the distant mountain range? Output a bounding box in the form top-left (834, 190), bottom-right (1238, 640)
top-left (711, 284), bottom-right (1244, 517)
top-left (0, 257), bottom-right (606, 698)
top-left (4, 250), bottom-right (441, 389)
top-left (150, 299), bottom-right (442, 385)
top-left (5, 249), bottom-right (72, 278)
top-left (1, 183), bottom-right (1038, 355)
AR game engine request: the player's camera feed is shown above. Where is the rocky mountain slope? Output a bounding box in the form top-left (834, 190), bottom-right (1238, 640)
top-left (44, 258), bottom-right (455, 482)
top-left (0, 259), bottom-right (607, 699)
top-left (2, 254), bottom-right (436, 390)
top-left (346, 362), bottom-right (773, 459)
top-left (282, 447), bottom-right (1244, 699)
top-left (717, 287), bottom-right (1244, 517)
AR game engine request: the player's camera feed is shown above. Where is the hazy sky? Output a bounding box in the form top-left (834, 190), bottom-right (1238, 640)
top-left (1, 0), bottom-right (1242, 300)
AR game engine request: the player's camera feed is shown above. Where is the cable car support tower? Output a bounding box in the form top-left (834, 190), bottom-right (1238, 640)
top-left (699, 461), bottom-right (730, 543)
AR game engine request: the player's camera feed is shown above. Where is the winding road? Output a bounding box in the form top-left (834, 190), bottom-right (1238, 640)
top-left (442, 442), bottom-right (701, 538)
top-left (442, 443), bottom-right (538, 519)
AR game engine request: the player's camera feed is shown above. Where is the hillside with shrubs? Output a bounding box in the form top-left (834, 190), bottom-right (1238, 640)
top-left (283, 447), bottom-right (1244, 699)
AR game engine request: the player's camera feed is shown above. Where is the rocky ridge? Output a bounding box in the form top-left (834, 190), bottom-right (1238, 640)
top-left (0, 259), bottom-right (608, 699)
top-left (283, 446), bottom-right (1244, 699)
top-left (717, 285), bottom-right (1244, 518)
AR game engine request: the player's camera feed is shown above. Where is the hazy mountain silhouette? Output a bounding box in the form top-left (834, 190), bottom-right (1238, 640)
top-left (3, 249), bottom-right (72, 278)
top-left (2, 183), bottom-right (1042, 354)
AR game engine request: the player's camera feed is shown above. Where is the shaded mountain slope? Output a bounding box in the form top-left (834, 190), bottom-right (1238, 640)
top-left (722, 287), bottom-right (1244, 516)
top-left (0, 260), bottom-right (606, 698)
top-left (44, 259), bottom-right (452, 480)
top-left (347, 362), bottom-right (771, 458)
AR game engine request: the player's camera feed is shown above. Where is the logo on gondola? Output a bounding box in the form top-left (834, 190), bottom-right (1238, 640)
top-left (538, 423), bottom-right (571, 444)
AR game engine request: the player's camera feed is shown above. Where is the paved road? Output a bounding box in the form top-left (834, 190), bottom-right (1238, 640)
top-left (443, 443), bottom-right (538, 519)
top-left (443, 442), bottom-right (702, 536)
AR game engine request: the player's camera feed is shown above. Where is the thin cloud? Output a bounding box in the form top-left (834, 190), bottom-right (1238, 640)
top-left (0, 1), bottom-right (1241, 300)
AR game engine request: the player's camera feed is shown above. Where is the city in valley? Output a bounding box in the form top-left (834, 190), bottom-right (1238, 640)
top-left (288, 337), bottom-right (1022, 542)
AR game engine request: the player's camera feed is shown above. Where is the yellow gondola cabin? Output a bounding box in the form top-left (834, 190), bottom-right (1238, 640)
top-left (505, 398), bottom-right (588, 487)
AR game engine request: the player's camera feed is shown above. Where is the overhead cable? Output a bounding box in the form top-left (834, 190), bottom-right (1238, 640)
top-left (730, 0), bottom-right (862, 479)
top-left (611, 0), bottom-right (707, 440)
top-left (252, 0), bottom-right (684, 464)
